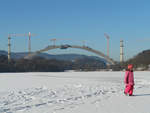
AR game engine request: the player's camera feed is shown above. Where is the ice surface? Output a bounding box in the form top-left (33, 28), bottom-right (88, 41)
top-left (0, 71), bottom-right (150, 113)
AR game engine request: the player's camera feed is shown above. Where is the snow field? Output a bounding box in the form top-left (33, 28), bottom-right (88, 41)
top-left (0, 71), bottom-right (150, 113)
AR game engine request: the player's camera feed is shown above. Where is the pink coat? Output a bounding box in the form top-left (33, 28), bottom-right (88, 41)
top-left (124, 70), bottom-right (134, 85)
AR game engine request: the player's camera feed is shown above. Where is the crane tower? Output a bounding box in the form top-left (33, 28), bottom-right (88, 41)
top-left (8, 34), bottom-right (11, 62)
top-left (28, 32), bottom-right (31, 54)
top-left (120, 40), bottom-right (124, 62)
top-left (104, 33), bottom-right (110, 57)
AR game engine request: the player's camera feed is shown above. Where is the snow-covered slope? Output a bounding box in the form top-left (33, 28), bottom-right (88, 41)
top-left (0, 71), bottom-right (150, 113)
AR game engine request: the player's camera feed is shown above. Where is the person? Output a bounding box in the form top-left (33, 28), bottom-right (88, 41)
top-left (124, 64), bottom-right (134, 96)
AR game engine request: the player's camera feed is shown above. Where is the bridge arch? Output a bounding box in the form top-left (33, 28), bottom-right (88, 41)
top-left (24, 45), bottom-right (115, 65)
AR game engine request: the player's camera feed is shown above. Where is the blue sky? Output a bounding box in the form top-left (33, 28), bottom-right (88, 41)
top-left (0, 0), bottom-right (150, 61)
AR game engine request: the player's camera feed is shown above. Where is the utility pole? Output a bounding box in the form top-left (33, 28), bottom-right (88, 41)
top-left (104, 33), bottom-right (110, 57)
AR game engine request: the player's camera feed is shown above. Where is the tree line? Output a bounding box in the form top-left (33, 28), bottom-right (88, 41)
top-left (0, 55), bottom-right (106, 72)
top-left (1, 49), bottom-right (149, 72)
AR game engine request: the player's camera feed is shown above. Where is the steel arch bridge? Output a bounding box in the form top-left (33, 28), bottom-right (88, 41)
top-left (24, 45), bottom-right (116, 65)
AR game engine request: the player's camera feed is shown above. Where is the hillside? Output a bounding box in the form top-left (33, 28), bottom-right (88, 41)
top-left (0, 50), bottom-right (106, 62)
top-left (125, 49), bottom-right (150, 69)
top-left (0, 51), bottom-right (107, 72)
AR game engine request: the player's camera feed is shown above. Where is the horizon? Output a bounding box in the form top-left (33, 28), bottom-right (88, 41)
top-left (0, 0), bottom-right (150, 61)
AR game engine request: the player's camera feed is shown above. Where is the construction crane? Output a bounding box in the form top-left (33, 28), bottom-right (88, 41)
top-left (104, 33), bottom-right (110, 57)
top-left (7, 34), bottom-right (11, 61)
top-left (7, 32), bottom-right (36, 61)
top-left (136, 38), bottom-right (150, 42)
top-left (50, 38), bottom-right (71, 46)
top-left (15, 32), bottom-right (36, 54)
top-left (26, 32), bottom-right (36, 54)
top-left (7, 33), bottom-right (20, 61)
top-left (50, 38), bottom-right (57, 46)
top-left (49, 37), bottom-right (86, 47)
top-left (82, 40), bottom-right (86, 46)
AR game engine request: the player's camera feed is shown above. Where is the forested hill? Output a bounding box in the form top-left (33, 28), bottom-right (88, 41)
top-left (0, 50), bottom-right (105, 62)
top-left (126, 49), bottom-right (150, 68)
top-left (0, 54), bottom-right (106, 72)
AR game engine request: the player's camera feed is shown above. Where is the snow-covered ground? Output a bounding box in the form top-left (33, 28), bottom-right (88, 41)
top-left (0, 71), bottom-right (150, 113)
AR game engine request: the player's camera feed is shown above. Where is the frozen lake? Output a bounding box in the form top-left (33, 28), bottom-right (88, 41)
top-left (0, 71), bottom-right (150, 113)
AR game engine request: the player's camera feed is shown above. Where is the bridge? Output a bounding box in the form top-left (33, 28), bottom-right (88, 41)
top-left (24, 45), bottom-right (116, 65)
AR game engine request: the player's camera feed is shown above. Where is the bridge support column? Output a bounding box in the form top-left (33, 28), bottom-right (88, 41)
top-left (8, 36), bottom-right (11, 62)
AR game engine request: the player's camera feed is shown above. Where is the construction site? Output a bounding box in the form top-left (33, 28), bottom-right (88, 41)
top-left (6, 32), bottom-right (125, 65)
